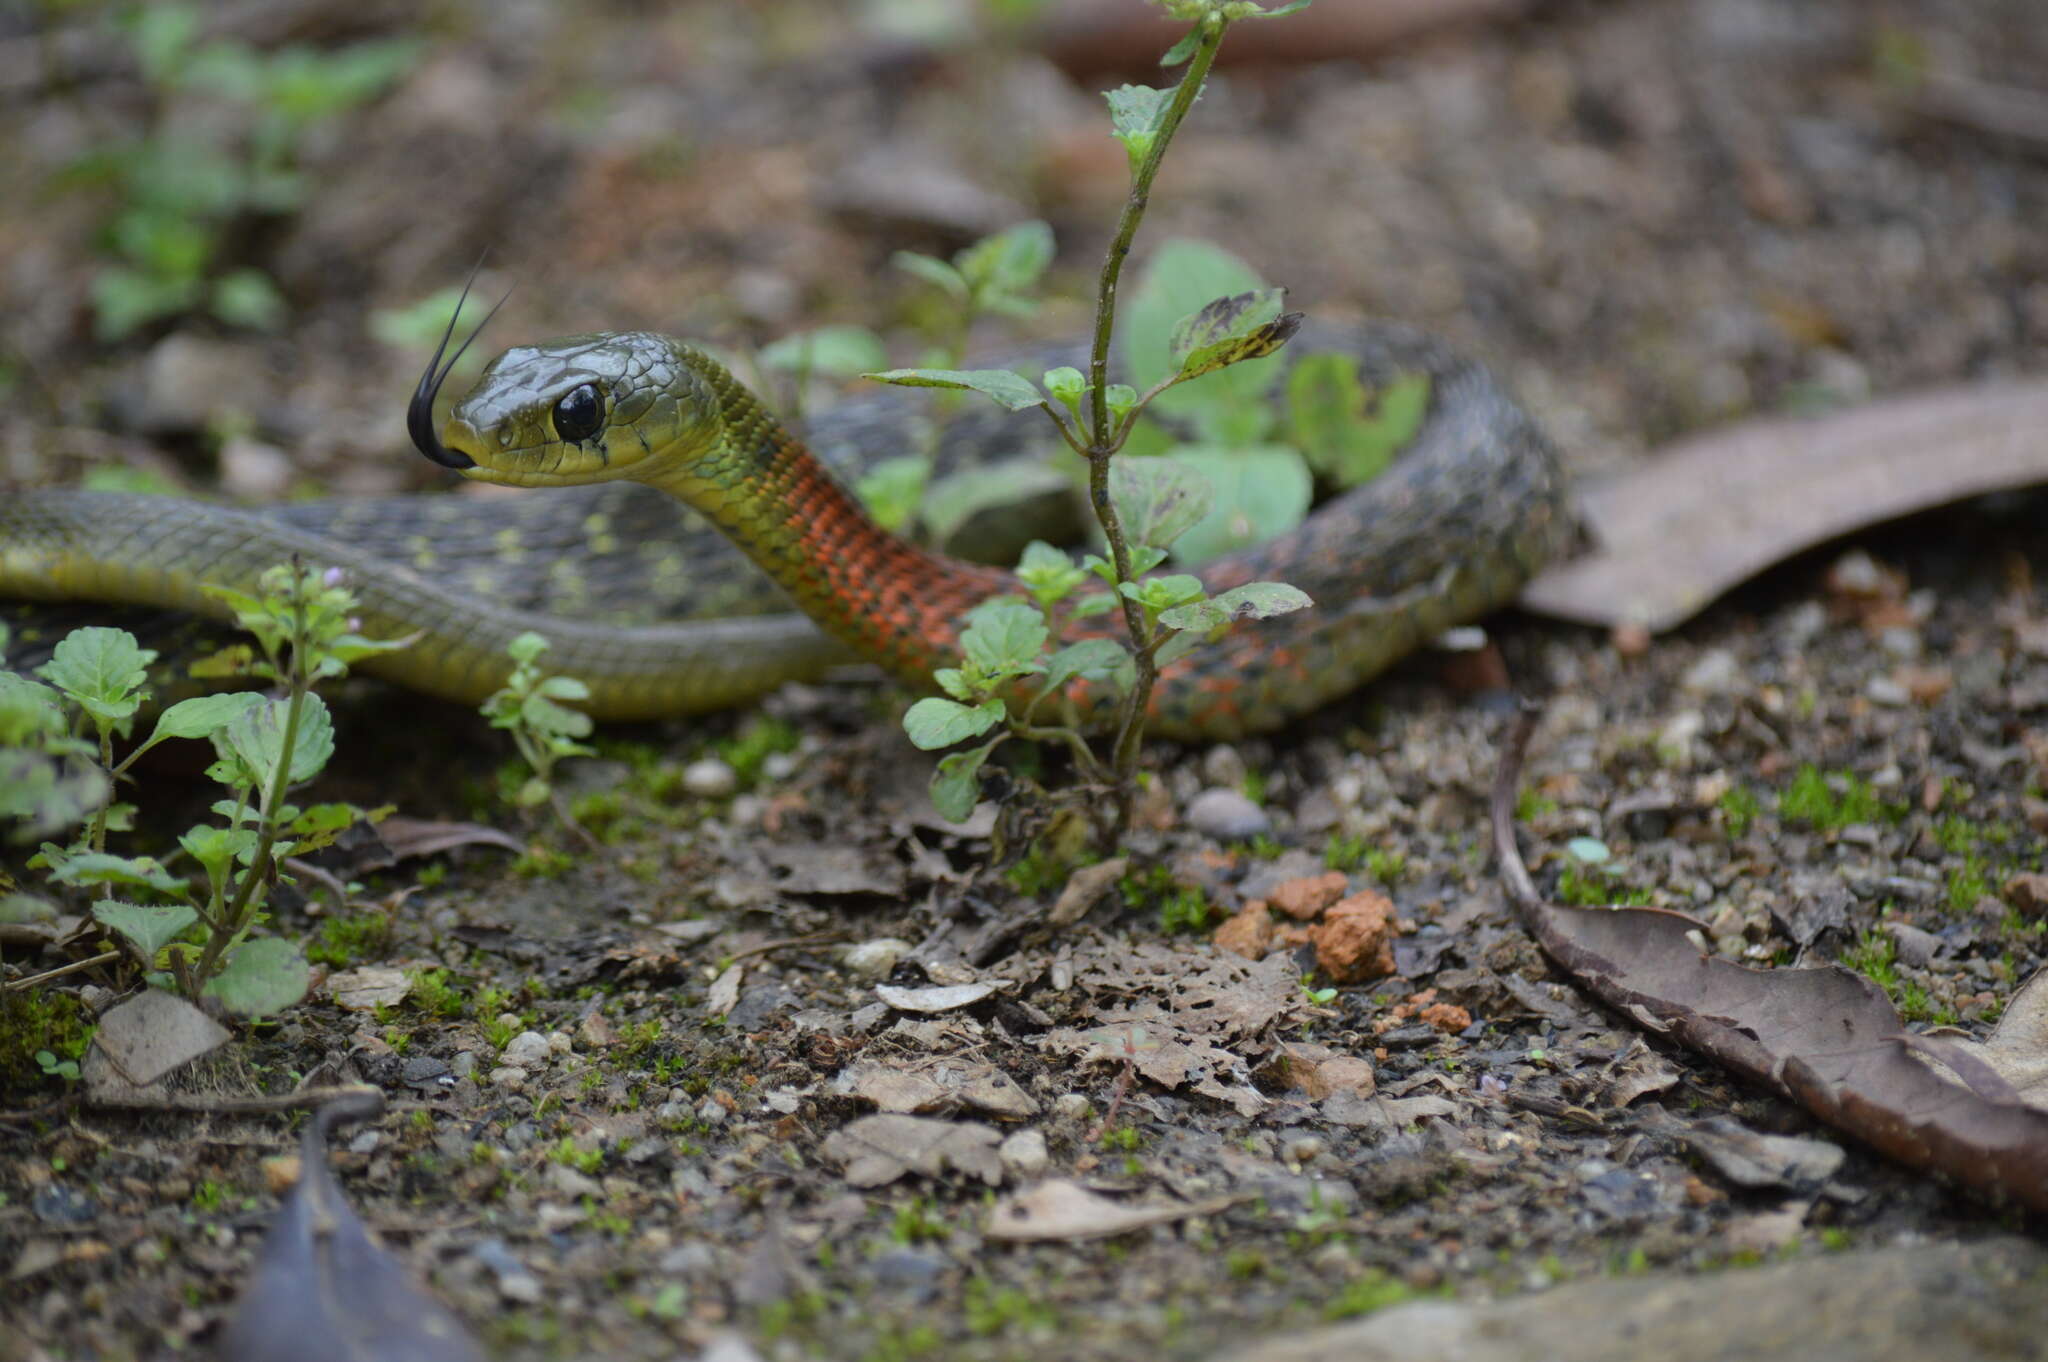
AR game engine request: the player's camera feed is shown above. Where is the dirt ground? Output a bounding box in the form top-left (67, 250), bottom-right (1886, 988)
top-left (3, 1), bottom-right (2047, 1359)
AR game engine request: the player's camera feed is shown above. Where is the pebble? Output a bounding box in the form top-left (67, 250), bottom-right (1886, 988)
top-left (999, 1129), bottom-right (1050, 1178)
top-left (761, 751), bottom-right (799, 782)
top-left (1864, 675), bottom-right (1911, 707)
top-left (1201, 745), bottom-right (1249, 790)
top-left (683, 758), bottom-right (739, 798)
top-left (487, 1066), bottom-right (527, 1088)
top-left (1051, 1093), bottom-right (1094, 1122)
top-left (501, 1031), bottom-right (551, 1067)
top-left (1681, 648), bottom-right (1743, 695)
top-left (1186, 787), bottom-right (1270, 841)
top-left (1283, 1134), bottom-right (1327, 1165)
top-left (841, 937), bottom-right (913, 980)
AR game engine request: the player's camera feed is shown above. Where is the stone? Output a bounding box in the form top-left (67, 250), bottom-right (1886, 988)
top-left (1311, 891), bottom-right (1396, 984)
top-left (682, 758), bottom-right (739, 798)
top-left (1186, 788), bottom-right (1270, 841)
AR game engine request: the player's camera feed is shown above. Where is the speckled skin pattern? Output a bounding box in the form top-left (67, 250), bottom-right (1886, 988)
top-left (3, 323), bottom-right (1569, 736)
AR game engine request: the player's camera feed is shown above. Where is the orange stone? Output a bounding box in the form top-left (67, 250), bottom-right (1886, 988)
top-left (1311, 889), bottom-right (1397, 983)
top-left (1213, 902), bottom-right (1275, 960)
top-left (1269, 871), bottom-right (1351, 921)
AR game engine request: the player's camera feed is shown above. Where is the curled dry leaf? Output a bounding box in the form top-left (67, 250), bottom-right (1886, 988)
top-left (1491, 705), bottom-right (2048, 1211)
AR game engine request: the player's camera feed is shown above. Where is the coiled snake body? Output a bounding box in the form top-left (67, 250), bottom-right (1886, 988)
top-left (2, 322), bottom-right (1569, 739)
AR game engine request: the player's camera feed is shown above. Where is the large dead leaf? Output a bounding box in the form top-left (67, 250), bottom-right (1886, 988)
top-left (1520, 380), bottom-right (2048, 632)
top-left (218, 1091), bottom-right (484, 1362)
top-left (1491, 707), bottom-right (2048, 1210)
top-left (1043, 940), bottom-right (1302, 1117)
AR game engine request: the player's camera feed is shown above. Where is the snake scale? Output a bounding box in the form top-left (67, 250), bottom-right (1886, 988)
top-left (1, 321), bottom-right (1569, 739)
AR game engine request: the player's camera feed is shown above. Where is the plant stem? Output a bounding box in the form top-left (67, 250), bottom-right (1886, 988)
top-left (1079, 17), bottom-right (1229, 834)
top-left (193, 629), bottom-right (309, 990)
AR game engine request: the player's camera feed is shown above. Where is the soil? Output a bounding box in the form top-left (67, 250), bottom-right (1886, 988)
top-left (2, 1), bottom-right (2046, 1360)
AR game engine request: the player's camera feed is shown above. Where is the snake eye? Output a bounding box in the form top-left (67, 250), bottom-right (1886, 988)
top-left (552, 383), bottom-right (603, 443)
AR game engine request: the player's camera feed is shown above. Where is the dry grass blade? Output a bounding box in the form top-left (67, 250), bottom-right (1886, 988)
top-left (1490, 704), bottom-right (2048, 1211)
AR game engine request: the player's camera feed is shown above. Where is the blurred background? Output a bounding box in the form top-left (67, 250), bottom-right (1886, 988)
top-left (0, 0), bottom-right (2042, 505)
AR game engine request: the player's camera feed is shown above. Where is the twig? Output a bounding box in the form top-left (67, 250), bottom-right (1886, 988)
top-left (3, 950), bottom-right (121, 992)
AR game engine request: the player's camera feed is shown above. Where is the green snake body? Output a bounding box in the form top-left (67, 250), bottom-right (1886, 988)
top-left (2, 323), bottom-right (1569, 738)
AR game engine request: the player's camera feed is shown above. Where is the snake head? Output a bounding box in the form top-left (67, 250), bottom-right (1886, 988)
top-left (415, 331), bottom-right (718, 489)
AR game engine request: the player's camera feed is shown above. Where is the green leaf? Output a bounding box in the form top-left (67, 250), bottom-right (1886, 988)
top-left (930, 738), bottom-right (1004, 822)
top-left (903, 697), bottom-right (1005, 751)
top-left (855, 455), bottom-right (930, 533)
top-left (757, 325), bottom-right (890, 379)
top-left (209, 268), bottom-right (286, 331)
top-left (149, 692), bottom-right (263, 745)
top-left (864, 368), bottom-right (1045, 412)
top-left (507, 631), bottom-right (550, 665)
top-left (284, 801), bottom-right (360, 855)
top-left (1015, 540), bottom-right (1088, 609)
top-left (955, 220), bottom-right (1054, 306)
top-left (1175, 307), bottom-right (1302, 383)
top-left (1158, 581), bottom-right (1313, 632)
top-left (179, 824), bottom-right (257, 879)
top-left (1105, 84), bottom-right (1173, 165)
top-left (92, 899), bottom-right (197, 960)
top-left (1286, 356), bottom-right (1430, 487)
top-left (36, 627), bottom-right (157, 726)
top-left (934, 668), bottom-right (974, 701)
top-left (960, 598), bottom-right (1049, 677)
top-left (1041, 366), bottom-right (1085, 416)
top-left (922, 460), bottom-right (1074, 549)
top-left (205, 938), bottom-right (311, 1017)
top-left (1109, 456), bottom-right (1214, 552)
top-left (1168, 289), bottom-right (1284, 370)
top-left (1159, 29), bottom-right (1202, 65)
top-left (1161, 444), bottom-right (1312, 567)
top-left (1155, 629), bottom-right (1206, 668)
top-left (49, 852), bottom-right (188, 895)
top-left (1120, 574), bottom-right (1206, 613)
top-left (520, 691), bottom-right (594, 741)
top-left (1123, 239), bottom-right (1281, 443)
top-left (220, 694), bottom-right (335, 793)
top-left (1039, 639), bottom-right (1129, 693)
top-left (891, 250), bottom-right (969, 299)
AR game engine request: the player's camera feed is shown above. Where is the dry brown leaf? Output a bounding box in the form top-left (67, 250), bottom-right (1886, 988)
top-left (822, 1114), bottom-right (1004, 1187)
top-left (1520, 380), bottom-right (2048, 633)
top-left (984, 1178), bottom-right (1242, 1243)
top-left (1492, 707), bottom-right (2048, 1211)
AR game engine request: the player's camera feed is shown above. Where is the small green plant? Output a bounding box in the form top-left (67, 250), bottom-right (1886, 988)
top-left (878, 1), bottom-right (1317, 836)
top-left (6, 563), bottom-right (404, 1016)
top-left (71, 4), bottom-right (418, 339)
top-left (1779, 765), bottom-right (1906, 830)
top-left (547, 1136), bottom-right (604, 1175)
top-left (1555, 838), bottom-right (1650, 908)
top-left (35, 1049), bottom-right (81, 1083)
top-left (1323, 832), bottom-right (1367, 872)
top-left (889, 1197), bottom-right (948, 1245)
top-left (480, 631), bottom-right (596, 819)
top-left (1718, 785), bottom-right (1761, 837)
top-left (1322, 1269), bottom-right (1427, 1321)
top-left (963, 1277), bottom-right (1059, 1337)
top-left (1840, 928), bottom-right (1898, 990)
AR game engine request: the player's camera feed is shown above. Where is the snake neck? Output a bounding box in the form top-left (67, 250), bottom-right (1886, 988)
top-left (647, 354), bottom-right (1012, 682)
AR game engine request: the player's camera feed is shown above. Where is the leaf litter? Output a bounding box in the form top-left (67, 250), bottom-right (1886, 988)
top-left (1492, 705), bottom-right (2048, 1211)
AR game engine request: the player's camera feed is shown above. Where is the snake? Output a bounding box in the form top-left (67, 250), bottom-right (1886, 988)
top-left (2, 319), bottom-right (1569, 740)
